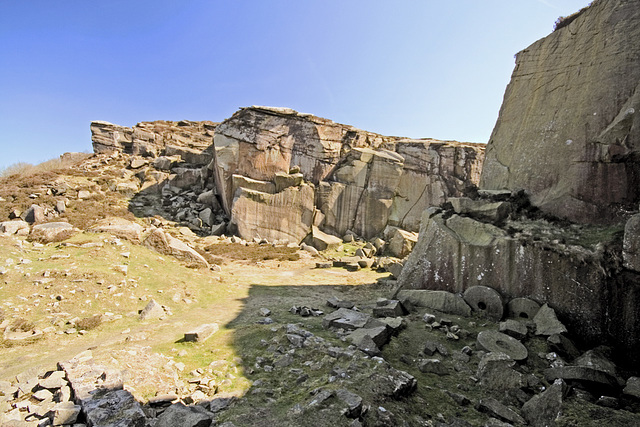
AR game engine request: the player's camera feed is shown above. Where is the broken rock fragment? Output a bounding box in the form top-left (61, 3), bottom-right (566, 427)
top-left (521, 379), bottom-right (568, 427)
top-left (534, 304), bottom-right (568, 336)
top-left (184, 323), bottom-right (219, 342)
top-left (139, 299), bottom-right (168, 321)
top-left (322, 308), bottom-right (381, 330)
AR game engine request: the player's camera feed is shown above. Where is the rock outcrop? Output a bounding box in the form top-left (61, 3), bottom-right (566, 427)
top-left (91, 120), bottom-right (217, 166)
top-left (91, 106), bottom-right (484, 246)
top-left (210, 106), bottom-right (398, 214)
top-left (397, 190), bottom-right (640, 365)
top-left (480, 0), bottom-right (640, 224)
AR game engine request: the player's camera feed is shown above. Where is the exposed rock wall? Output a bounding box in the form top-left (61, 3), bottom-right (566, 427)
top-left (316, 148), bottom-right (405, 239)
top-left (480, 0), bottom-right (640, 224)
top-left (211, 106), bottom-right (484, 242)
top-left (397, 210), bottom-right (640, 356)
top-left (398, 0), bottom-right (640, 362)
top-left (231, 183), bottom-right (315, 243)
top-left (211, 106), bottom-right (401, 214)
top-left (389, 140), bottom-right (483, 231)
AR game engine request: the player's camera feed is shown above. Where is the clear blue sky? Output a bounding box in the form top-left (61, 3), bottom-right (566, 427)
top-left (0, 1), bottom-right (591, 169)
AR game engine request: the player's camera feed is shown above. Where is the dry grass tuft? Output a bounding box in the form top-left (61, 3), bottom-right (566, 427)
top-left (0, 155), bottom-right (89, 180)
top-left (204, 242), bottom-right (300, 262)
top-left (76, 315), bottom-right (103, 331)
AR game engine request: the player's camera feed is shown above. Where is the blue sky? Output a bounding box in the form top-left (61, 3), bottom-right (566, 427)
top-left (0, 1), bottom-right (591, 169)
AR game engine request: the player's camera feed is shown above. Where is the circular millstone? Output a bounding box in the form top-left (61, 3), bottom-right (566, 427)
top-left (507, 297), bottom-right (541, 321)
top-left (463, 286), bottom-right (504, 321)
top-left (476, 330), bottom-right (528, 361)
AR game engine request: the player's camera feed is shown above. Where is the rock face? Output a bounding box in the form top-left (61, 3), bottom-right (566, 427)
top-left (210, 106), bottom-right (398, 214)
top-left (397, 1), bottom-right (640, 366)
top-left (231, 183), bottom-right (315, 243)
top-left (211, 106), bottom-right (483, 242)
top-left (397, 201), bottom-right (640, 364)
top-left (480, 0), bottom-right (640, 224)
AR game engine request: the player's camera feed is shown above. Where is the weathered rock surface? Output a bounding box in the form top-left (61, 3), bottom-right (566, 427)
top-left (521, 379), bottom-right (568, 427)
top-left (480, 0), bottom-right (640, 224)
top-left (396, 289), bottom-right (471, 317)
top-left (88, 216), bottom-right (145, 243)
top-left (385, 227), bottom-right (418, 259)
top-left (316, 148), bottom-right (404, 239)
top-left (29, 222), bottom-right (77, 244)
top-left (184, 323), bottom-right (219, 343)
top-left (210, 106), bottom-right (483, 241)
top-left (388, 140), bottom-right (483, 231)
top-left (230, 184), bottom-right (315, 244)
top-left (624, 213), bottom-right (640, 271)
top-left (476, 330), bottom-right (528, 361)
top-left (91, 106), bottom-right (483, 244)
top-left (91, 120), bottom-right (217, 165)
top-left (210, 106), bottom-right (399, 214)
top-left (143, 228), bottom-right (208, 267)
top-left (155, 402), bottom-right (213, 427)
top-left (0, 220), bottom-right (29, 235)
top-left (59, 353), bottom-right (147, 427)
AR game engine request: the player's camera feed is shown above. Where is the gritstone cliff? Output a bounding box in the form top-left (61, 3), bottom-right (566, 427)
top-left (398, 0), bottom-right (640, 366)
top-left (480, 0), bottom-right (640, 225)
top-left (91, 106), bottom-right (484, 248)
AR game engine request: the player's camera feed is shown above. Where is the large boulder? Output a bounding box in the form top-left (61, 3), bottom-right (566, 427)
top-left (29, 222), bottom-right (77, 244)
top-left (231, 183), bottom-right (315, 244)
top-left (143, 228), bottom-right (209, 268)
top-left (385, 227), bottom-right (419, 258)
top-left (480, 0), bottom-right (640, 224)
top-left (0, 220), bottom-right (29, 235)
top-left (88, 216), bottom-right (145, 243)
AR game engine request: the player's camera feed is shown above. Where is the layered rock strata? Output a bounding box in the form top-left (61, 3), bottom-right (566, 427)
top-left (480, 0), bottom-right (640, 224)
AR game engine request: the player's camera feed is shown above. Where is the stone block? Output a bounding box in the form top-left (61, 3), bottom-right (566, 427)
top-left (184, 323), bottom-right (219, 343)
top-left (396, 290), bottom-right (471, 317)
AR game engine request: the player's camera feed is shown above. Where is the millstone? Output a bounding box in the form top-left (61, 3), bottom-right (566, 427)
top-left (476, 330), bottom-right (528, 361)
top-left (463, 286), bottom-right (504, 321)
top-left (506, 297), bottom-right (541, 320)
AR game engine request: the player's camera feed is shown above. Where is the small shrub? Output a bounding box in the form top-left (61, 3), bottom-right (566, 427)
top-left (10, 318), bottom-right (35, 332)
top-left (554, 3), bottom-right (593, 31)
top-left (204, 242), bottom-right (300, 262)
